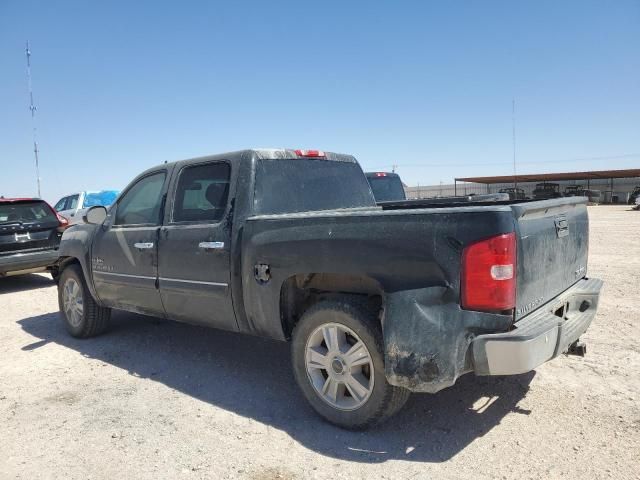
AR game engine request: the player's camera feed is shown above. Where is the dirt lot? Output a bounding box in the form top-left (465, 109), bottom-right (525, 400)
top-left (1, 205), bottom-right (638, 480)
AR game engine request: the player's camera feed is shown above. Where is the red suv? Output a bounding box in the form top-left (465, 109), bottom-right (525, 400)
top-left (0, 198), bottom-right (69, 278)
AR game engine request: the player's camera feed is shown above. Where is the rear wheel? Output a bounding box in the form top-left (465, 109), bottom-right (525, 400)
top-left (58, 264), bottom-right (111, 338)
top-left (291, 298), bottom-right (410, 429)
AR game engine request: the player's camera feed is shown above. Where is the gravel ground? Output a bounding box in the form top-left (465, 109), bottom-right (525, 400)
top-left (1, 205), bottom-right (638, 480)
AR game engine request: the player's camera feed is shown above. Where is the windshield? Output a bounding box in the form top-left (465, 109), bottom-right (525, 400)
top-left (82, 190), bottom-right (119, 208)
top-left (367, 176), bottom-right (406, 202)
top-left (0, 201), bottom-right (57, 224)
top-left (253, 159), bottom-right (375, 215)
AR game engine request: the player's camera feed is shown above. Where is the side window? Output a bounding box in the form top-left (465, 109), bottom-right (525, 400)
top-left (54, 197), bottom-right (67, 211)
top-left (114, 172), bottom-right (166, 226)
top-left (173, 162), bottom-right (230, 223)
top-left (67, 194), bottom-right (79, 210)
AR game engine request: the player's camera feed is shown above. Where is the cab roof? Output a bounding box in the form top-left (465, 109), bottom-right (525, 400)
top-left (166, 148), bottom-right (357, 168)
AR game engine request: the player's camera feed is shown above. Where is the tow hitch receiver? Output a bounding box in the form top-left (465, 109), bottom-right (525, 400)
top-left (567, 340), bottom-right (587, 357)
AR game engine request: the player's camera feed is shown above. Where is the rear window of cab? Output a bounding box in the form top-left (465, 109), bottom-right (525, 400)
top-left (0, 201), bottom-right (57, 224)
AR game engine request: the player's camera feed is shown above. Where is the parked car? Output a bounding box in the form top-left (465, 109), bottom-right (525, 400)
top-left (629, 186), bottom-right (640, 205)
top-left (532, 182), bottom-right (562, 200)
top-left (583, 189), bottom-right (601, 204)
top-left (634, 195), bottom-right (640, 210)
top-left (365, 172), bottom-right (406, 202)
top-left (499, 187), bottom-right (526, 200)
top-left (0, 198), bottom-right (68, 278)
top-left (53, 148), bottom-right (602, 429)
top-left (563, 185), bottom-right (601, 204)
top-left (564, 185), bottom-right (585, 196)
top-left (54, 190), bottom-right (119, 224)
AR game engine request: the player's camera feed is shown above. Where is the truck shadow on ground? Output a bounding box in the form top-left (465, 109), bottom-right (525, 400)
top-left (0, 274), bottom-right (54, 295)
top-left (19, 310), bottom-right (534, 464)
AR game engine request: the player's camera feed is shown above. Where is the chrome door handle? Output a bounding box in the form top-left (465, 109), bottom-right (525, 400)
top-left (133, 242), bottom-right (154, 250)
top-left (199, 241), bottom-right (224, 250)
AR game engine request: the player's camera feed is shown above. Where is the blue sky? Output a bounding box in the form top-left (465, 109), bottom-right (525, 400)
top-left (1, 1), bottom-right (639, 202)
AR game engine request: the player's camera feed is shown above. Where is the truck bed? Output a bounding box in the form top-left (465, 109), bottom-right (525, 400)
top-left (242, 196), bottom-right (589, 391)
top-left (245, 196), bottom-right (589, 328)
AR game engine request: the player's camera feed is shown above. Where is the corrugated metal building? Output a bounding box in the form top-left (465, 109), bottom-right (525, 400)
top-left (405, 169), bottom-right (640, 203)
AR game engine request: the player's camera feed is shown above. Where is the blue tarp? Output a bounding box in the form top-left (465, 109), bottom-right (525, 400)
top-left (82, 190), bottom-right (119, 208)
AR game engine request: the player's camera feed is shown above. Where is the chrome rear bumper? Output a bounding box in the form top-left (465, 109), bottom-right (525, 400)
top-left (472, 278), bottom-right (603, 376)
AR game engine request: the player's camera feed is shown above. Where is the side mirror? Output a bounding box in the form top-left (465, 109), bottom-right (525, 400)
top-left (83, 205), bottom-right (107, 225)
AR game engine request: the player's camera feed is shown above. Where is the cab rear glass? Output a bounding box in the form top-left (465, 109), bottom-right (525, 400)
top-left (253, 159), bottom-right (375, 215)
top-left (367, 175), bottom-right (406, 202)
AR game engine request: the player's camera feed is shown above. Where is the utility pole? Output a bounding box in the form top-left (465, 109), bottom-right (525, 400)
top-left (26, 41), bottom-right (41, 198)
top-left (391, 163), bottom-right (398, 173)
top-left (512, 98), bottom-right (517, 190)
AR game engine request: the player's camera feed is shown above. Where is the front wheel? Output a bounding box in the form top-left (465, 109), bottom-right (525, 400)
top-left (291, 298), bottom-right (410, 429)
top-left (58, 264), bottom-right (111, 338)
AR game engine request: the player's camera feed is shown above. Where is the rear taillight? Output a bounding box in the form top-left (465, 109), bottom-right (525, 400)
top-left (461, 232), bottom-right (516, 312)
top-left (374, 172), bottom-right (388, 177)
top-left (56, 213), bottom-right (69, 231)
top-left (46, 202), bottom-right (70, 232)
top-left (295, 149), bottom-right (325, 158)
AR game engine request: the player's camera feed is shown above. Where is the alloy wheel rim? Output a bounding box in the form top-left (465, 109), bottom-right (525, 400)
top-left (305, 322), bottom-right (375, 411)
top-left (62, 278), bottom-right (84, 327)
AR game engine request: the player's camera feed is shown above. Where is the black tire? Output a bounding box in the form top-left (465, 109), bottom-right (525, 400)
top-left (291, 298), bottom-right (410, 430)
top-left (58, 264), bottom-right (111, 338)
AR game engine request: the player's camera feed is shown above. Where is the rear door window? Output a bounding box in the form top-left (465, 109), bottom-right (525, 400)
top-left (67, 195), bottom-right (79, 210)
top-left (172, 162), bottom-right (230, 223)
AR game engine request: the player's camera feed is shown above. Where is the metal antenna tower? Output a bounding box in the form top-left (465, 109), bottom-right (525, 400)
top-left (512, 99), bottom-right (517, 189)
top-left (26, 41), bottom-right (41, 198)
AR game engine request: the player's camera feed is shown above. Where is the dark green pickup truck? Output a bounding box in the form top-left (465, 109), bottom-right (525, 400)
top-left (53, 148), bottom-right (603, 429)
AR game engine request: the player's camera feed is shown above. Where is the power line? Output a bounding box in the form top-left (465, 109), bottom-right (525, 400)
top-left (367, 153), bottom-right (640, 170)
top-left (25, 41), bottom-right (41, 198)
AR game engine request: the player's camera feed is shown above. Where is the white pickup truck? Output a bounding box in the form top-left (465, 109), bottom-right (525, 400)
top-left (54, 190), bottom-right (119, 225)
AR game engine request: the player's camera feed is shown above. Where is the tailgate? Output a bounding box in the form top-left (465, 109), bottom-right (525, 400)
top-left (512, 197), bottom-right (589, 320)
top-left (0, 201), bottom-right (61, 255)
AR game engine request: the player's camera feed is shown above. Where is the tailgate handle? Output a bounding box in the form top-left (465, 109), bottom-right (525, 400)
top-left (555, 216), bottom-right (569, 238)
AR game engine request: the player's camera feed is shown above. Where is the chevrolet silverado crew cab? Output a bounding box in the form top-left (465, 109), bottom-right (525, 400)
top-left (53, 149), bottom-right (603, 429)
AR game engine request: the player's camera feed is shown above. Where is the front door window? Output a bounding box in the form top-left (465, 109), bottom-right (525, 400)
top-left (115, 172), bottom-right (166, 226)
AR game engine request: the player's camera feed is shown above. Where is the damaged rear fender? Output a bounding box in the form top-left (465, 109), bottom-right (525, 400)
top-left (382, 287), bottom-right (512, 393)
